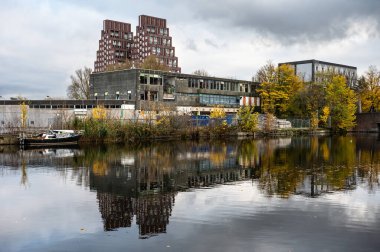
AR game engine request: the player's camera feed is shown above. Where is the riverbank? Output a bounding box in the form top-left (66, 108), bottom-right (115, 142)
top-left (0, 127), bottom-right (331, 145)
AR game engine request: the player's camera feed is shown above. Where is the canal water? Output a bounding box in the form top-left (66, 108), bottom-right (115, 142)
top-left (0, 135), bottom-right (380, 252)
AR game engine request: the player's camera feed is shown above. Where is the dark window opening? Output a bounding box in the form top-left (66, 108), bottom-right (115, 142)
top-left (140, 75), bottom-right (148, 84)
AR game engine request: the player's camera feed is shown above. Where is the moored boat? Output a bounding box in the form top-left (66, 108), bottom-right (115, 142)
top-left (19, 130), bottom-right (82, 147)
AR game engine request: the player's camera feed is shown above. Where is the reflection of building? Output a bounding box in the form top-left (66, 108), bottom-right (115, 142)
top-left (135, 194), bottom-right (175, 238)
top-left (97, 193), bottom-right (134, 231)
top-left (279, 59), bottom-right (357, 88)
top-left (90, 143), bottom-right (259, 236)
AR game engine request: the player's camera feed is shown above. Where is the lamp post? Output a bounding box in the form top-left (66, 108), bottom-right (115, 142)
top-left (0, 96), bottom-right (4, 131)
top-left (104, 92), bottom-right (108, 100)
top-left (94, 93), bottom-right (98, 107)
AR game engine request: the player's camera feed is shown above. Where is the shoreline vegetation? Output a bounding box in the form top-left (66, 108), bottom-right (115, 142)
top-left (72, 114), bottom-right (331, 144)
top-left (68, 107), bottom-right (332, 144)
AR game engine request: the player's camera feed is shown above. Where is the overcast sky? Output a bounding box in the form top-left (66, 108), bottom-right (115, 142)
top-left (0, 0), bottom-right (379, 99)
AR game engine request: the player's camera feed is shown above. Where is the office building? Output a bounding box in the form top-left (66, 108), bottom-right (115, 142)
top-left (279, 59), bottom-right (357, 88)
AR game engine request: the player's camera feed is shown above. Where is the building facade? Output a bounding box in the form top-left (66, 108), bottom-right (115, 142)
top-left (279, 59), bottom-right (357, 88)
top-left (94, 15), bottom-right (180, 73)
top-left (94, 20), bottom-right (134, 73)
top-left (89, 69), bottom-right (261, 114)
top-left (132, 15), bottom-right (180, 73)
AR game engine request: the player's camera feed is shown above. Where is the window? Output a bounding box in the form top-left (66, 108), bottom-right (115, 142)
top-left (140, 75), bottom-right (148, 84)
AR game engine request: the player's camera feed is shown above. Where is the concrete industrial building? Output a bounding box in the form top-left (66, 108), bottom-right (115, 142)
top-left (89, 68), bottom-right (261, 114)
top-left (94, 15), bottom-right (180, 73)
top-left (279, 59), bottom-right (357, 88)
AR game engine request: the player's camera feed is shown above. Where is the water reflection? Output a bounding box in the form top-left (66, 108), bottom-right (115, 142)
top-left (1, 135), bottom-right (380, 240)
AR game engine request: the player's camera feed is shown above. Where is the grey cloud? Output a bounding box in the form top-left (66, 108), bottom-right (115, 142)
top-left (186, 39), bottom-right (198, 51)
top-left (204, 39), bottom-right (218, 48)
top-left (184, 0), bottom-right (380, 43)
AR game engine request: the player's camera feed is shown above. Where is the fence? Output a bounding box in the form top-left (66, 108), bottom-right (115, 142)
top-left (287, 118), bottom-right (311, 128)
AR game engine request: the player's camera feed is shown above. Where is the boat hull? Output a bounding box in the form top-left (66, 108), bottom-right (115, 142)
top-left (20, 134), bottom-right (81, 147)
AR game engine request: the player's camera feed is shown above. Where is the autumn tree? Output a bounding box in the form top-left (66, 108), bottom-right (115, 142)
top-left (67, 67), bottom-right (92, 99)
top-left (139, 55), bottom-right (170, 71)
top-left (325, 76), bottom-right (357, 132)
top-left (256, 63), bottom-right (303, 117)
top-left (20, 101), bottom-right (28, 129)
top-left (357, 65), bottom-right (380, 112)
top-left (255, 61), bottom-right (276, 83)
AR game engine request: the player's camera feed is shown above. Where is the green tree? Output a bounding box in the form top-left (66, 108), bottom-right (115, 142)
top-left (325, 76), bottom-right (357, 132)
top-left (67, 67), bottom-right (92, 99)
top-left (237, 106), bottom-right (259, 132)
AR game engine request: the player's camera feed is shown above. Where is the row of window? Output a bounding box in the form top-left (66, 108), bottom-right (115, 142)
top-left (148, 36), bottom-right (171, 46)
top-left (315, 64), bottom-right (356, 76)
top-left (146, 27), bottom-right (168, 36)
top-left (151, 47), bottom-right (174, 57)
top-left (199, 94), bottom-right (240, 105)
top-left (188, 78), bottom-right (251, 92)
top-left (140, 75), bottom-right (163, 85)
top-left (29, 104), bottom-right (123, 109)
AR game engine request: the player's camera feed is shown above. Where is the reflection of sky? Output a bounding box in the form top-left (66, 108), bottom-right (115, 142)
top-left (169, 181), bottom-right (380, 252)
top-left (0, 169), bottom-right (102, 252)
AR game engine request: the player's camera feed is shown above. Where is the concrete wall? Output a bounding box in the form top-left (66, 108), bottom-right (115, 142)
top-left (90, 70), bottom-right (139, 100)
top-left (0, 105), bottom-right (138, 133)
top-left (354, 113), bottom-right (380, 132)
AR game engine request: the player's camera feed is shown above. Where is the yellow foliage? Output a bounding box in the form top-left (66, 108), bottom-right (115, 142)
top-left (210, 106), bottom-right (226, 118)
top-left (92, 106), bottom-right (107, 120)
top-left (320, 106), bottom-right (330, 126)
top-left (310, 111), bottom-right (319, 129)
top-left (20, 101), bottom-right (28, 128)
top-left (92, 161), bottom-right (109, 176)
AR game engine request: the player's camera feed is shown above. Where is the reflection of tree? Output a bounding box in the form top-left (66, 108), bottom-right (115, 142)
top-left (20, 159), bottom-right (29, 188)
top-left (256, 136), bottom-right (359, 198)
top-left (356, 135), bottom-right (380, 192)
top-left (92, 160), bottom-right (109, 176)
top-left (209, 144), bottom-right (227, 167)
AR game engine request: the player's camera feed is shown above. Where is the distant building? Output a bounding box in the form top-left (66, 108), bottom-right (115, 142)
top-left (279, 59), bottom-right (357, 88)
top-left (132, 15), bottom-right (180, 73)
top-left (89, 68), bottom-right (261, 114)
top-left (94, 15), bottom-right (180, 73)
top-left (94, 20), bottom-right (134, 73)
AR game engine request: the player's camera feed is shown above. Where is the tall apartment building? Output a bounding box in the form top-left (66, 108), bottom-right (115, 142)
top-left (279, 59), bottom-right (357, 88)
top-left (94, 15), bottom-right (180, 73)
top-left (132, 15), bottom-right (180, 73)
top-left (94, 20), bottom-right (134, 73)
